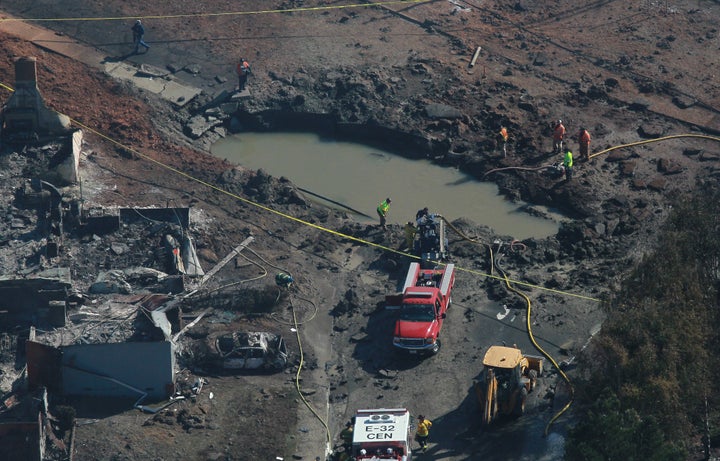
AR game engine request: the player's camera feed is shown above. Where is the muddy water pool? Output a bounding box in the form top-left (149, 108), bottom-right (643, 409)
top-left (211, 132), bottom-right (562, 240)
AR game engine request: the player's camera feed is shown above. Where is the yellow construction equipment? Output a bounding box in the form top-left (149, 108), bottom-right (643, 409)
top-left (474, 345), bottom-right (543, 426)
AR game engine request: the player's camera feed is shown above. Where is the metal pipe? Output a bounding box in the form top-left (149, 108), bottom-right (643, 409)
top-left (470, 46), bottom-right (482, 68)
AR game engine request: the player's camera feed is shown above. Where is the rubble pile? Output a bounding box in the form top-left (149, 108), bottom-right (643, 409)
top-left (0, 126), bottom-right (293, 459)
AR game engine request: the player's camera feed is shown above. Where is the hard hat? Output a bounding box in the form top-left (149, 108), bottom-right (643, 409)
top-left (387, 448), bottom-right (394, 454)
top-left (135, 19), bottom-right (141, 24)
top-left (386, 197), bottom-right (392, 202)
top-left (360, 449), bottom-right (367, 455)
top-left (558, 119), bottom-right (562, 124)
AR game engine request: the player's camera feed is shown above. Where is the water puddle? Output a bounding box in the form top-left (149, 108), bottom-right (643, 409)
top-left (211, 132), bottom-right (562, 240)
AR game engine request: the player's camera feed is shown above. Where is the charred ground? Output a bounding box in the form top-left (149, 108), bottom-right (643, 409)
top-left (1, 1), bottom-right (719, 460)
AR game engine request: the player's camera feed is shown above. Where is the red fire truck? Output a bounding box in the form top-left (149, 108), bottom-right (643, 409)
top-left (387, 262), bottom-right (455, 355)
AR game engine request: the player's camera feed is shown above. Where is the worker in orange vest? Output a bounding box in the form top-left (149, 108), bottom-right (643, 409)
top-left (237, 58), bottom-right (251, 91)
top-left (578, 127), bottom-right (591, 161)
top-left (552, 119), bottom-right (565, 154)
top-left (498, 126), bottom-right (509, 157)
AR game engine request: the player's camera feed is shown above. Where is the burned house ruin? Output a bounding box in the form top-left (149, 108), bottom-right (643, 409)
top-left (0, 58), bottom-right (218, 461)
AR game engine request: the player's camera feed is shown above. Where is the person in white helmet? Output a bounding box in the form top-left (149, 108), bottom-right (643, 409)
top-left (552, 119), bottom-right (565, 154)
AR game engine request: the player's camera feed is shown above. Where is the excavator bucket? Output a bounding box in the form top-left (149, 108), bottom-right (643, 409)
top-left (475, 370), bottom-right (498, 427)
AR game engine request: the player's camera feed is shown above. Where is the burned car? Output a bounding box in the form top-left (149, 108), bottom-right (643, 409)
top-left (210, 331), bottom-right (288, 372)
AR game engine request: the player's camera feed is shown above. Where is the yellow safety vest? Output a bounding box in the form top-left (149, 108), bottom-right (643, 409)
top-left (377, 200), bottom-right (390, 216)
top-left (416, 419), bottom-right (432, 437)
top-left (340, 427), bottom-right (353, 443)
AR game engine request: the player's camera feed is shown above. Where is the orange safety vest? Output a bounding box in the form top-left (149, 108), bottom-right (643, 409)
top-left (499, 127), bottom-right (508, 142)
top-left (553, 124), bottom-right (565, 141)
top-left (237, 61), bottom-right (250, 75)
top-left (579, 130), bottom-right (591, 145)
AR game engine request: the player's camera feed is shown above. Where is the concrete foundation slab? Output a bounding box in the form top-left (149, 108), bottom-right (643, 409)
top-left (0, 14), bottom-right (201, 108)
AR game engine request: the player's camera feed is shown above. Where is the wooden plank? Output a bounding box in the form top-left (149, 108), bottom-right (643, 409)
top-left (198, 236), bottom-right (254, 286)
top-left (172, 308), bottom-right (211, 342)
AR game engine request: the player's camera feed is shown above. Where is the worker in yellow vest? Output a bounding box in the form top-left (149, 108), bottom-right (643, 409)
top-left (563, 148), bottom-right (574, 181)
top-left (415, 414), bottom-right (432, 452)
top-left (403, 221), bottom-right (417, 251)
top-left (377, 197), bottom-right (391, 229)
top-left (339, 420), bottom-right (354, 451)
